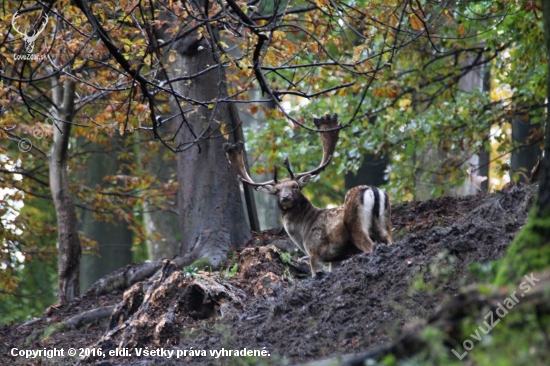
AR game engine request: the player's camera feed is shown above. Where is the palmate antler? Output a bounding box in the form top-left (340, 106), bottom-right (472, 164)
top-left (223, 141), bottom-right (275, 188)
top-left (223, 114), bottom-right (341, 187)
top-left (290, 113), bottom-right (341, 180)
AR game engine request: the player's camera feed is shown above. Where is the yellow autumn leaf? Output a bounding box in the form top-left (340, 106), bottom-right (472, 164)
top-left (169, 52), bottom-right (176, 63)
top-left (272, 30), bottom-right (285, 42)
top-left (237, 58), bottom-right (252, 69)
top-left (458, 23), bottom-right (465, 37)
top-left (308, 42), bottom-right (319, 54)
top-left (398, 98), bottom-right (412, 109)
top-left (332, 37), bottom-right (343, 52)
top-left (119, 122), bottom-right (125, 136)
top-left (220, 122), bottom-right (228, 138)
top-left (410, 14), bottom-right (423, 31)
top-left (263, 50), bottom-right (277, 65)
top-left (353, 45), bottom-right (366, 62)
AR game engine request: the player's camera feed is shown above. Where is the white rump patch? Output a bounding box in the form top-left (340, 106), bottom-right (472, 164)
top-left (361, 188), bottom-right (375, 234)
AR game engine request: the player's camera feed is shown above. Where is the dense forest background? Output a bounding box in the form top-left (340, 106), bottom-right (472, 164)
top-left (1, 2), bottom-right (549, 360)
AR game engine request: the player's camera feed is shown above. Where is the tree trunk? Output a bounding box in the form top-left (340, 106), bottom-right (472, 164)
top-left (540, 0), bottom-right (550, 217)
top-left (159, 4), bottom-right (251, 267)
top-left (49, 76), bottom-right (81, 303)
top-left (230, 102), bottom-right (261, 233)
top-left (78, 140), bottom-right (134, 292)
top-left (345, 154), bottom-right (388, 189)
top-left (345, 116), bottom-right (388, 191)
top-left (510, 110), bottom-right (541, 183)
top-left (494, 2), bottom-right (550, 284)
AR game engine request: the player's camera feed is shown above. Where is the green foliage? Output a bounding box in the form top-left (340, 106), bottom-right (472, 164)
top-left (391, 299), bottom-right (550, 366)
top-left (0, 196), bottom-right (57, 324)
top-left (280, 251), bottom-right (292, 265)
top-left (228, 263), bottom-right (239, 277)
top-left (245, 0), bottom-right (545, 202)
top-left (190, 257), bottom-right (212, 271)
top-left (183, 265), bottom-right (199, 279)
top-left (218, 262), bottom-right (239, 280)
top-left (494, 207), bottom-right (550, 285)
top-left (468, 261), bottom-right (500, 283)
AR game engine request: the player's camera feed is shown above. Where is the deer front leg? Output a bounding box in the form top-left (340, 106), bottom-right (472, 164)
top-left (309, 253), bottom-right (325, 276)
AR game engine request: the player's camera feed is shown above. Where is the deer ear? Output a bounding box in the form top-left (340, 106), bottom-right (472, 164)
top-left (297, 174), bottom-right (312, 187)
top-left (258, 185), bottom-right (277, 195)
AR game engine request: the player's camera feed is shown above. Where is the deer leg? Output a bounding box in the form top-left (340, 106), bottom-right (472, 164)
top-left (379, 230), bottom-right (392, 245)
top-left (344, 186), bottom-right (378, 253)
top-left (309, 253), bottom-right (325, 276)
top-left (349, 228), bottom-right (375, 253)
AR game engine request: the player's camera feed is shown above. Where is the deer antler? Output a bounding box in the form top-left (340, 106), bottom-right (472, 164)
top-left (283, 157), bottom-right (294, 179)
top-left (293, 113), bottom-right (341, 179)
top-left (224, 114), bottom-right (341, 186)
top-left (223, 141), bottom-right (275, 188)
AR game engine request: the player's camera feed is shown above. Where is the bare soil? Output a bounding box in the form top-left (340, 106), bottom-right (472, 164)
top-left (0, 185), bottom-right (536, 366)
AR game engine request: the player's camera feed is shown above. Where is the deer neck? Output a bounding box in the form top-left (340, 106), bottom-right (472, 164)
top-left (279, 196), bottom-right (320, 253)
top-left (279, 194), bottom-right (318, 220)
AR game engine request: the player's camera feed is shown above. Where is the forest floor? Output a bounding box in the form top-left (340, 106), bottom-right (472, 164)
top-left (0, 184), bottom-right (540, 366)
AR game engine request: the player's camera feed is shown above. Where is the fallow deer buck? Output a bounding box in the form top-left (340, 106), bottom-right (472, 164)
top-left (224, 114), bottom-right (392, 275)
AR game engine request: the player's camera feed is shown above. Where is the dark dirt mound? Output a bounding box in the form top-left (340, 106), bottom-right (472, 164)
top-left (0, 185), bottom-right (536, 366)
top-left (187, 187), bottom-right (533, 364)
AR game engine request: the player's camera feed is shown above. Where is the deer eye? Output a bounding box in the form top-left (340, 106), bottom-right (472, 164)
top-left (292, 184), bottom-right (299, 190)
top-left (273, 188), bottom-right (280, 195)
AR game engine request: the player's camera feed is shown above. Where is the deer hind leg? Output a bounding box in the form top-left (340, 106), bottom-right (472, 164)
top-left (344, 186), bottom-right (377, 252)
top-left (349, 226), bottom-right (375, 252)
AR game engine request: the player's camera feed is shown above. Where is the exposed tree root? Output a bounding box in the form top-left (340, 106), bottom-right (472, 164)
top-left (80, 260), bottom-right (246, 363)
top-left (84, 254), bottom-right (200, 298)
top-left (27, 305), bottom-right (116, 341)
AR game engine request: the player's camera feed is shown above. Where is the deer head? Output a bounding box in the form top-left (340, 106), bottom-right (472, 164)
top-left (223, 114), bottom-right (341, 210)
top-left (12, 10), bottom-right (49, 54)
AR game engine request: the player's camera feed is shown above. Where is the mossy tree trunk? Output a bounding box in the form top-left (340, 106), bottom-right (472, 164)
top-left (495, 2), bottom-right (550, 284)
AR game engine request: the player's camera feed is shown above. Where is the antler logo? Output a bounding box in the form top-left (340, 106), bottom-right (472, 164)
top-left (11, 11), bottom-right (49, 54)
